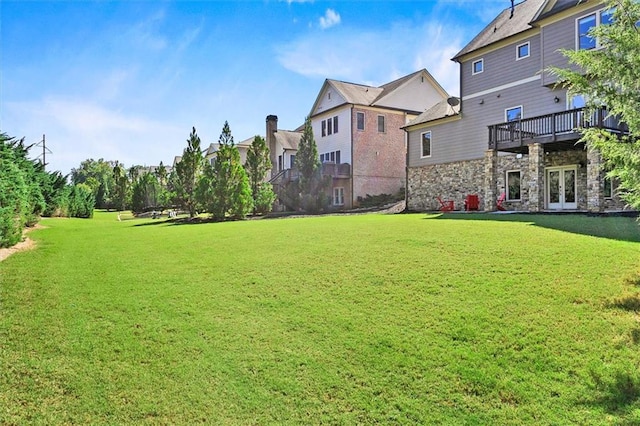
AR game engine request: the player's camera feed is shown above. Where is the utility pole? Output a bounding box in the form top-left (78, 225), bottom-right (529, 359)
top-left (35, 134), bottom-right (52, 170)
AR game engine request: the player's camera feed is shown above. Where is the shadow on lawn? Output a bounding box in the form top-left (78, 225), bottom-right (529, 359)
top-left (426, 212), bottom-right (640, 243)
top-left (580, 370), bottom-right (640, 421)
top-left (132, 217), bottom-right (228, 228)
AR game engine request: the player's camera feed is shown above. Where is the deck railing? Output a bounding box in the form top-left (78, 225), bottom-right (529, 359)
top-left (270, 162), bottom-right (351, 185)
top-left (488, 107), bottom-right (626, 150)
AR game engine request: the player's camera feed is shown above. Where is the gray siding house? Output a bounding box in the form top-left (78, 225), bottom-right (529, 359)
top-left (405, 0), bottom-right (628, 212)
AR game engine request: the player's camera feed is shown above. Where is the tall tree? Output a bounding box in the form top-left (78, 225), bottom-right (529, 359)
top-left (550, 0), bottom-right (640, 210)
top-left (112, 162), bottom-right (129, 212)
top-left (293, 116), bottom-right (330, 213)
top-left (131, 172), bottom-right (161, 213)
top-left (174, 127), bottom-right (204, 218)
top-left (71, 158), bottom-right (116, 209)
top-left (245, 135), bottom-right (276, 215)
top-left (204, 121), bottom-right (252, 220)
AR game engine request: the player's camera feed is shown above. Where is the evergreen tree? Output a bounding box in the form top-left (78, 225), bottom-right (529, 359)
top-left (131, 172), bottom-right (161, 213)
top-left (112, 162), bottom-right (129, 212)
top-left (174, 127), bottom-right (204, 218)
top-left (550, 0), bottom-right (640, 210)
top-left (206, 121), bottom-right (252, 220)
top-left (293, 116), bottom-right (330, 213)
top-left (245, 135), bottom-right (276, 215)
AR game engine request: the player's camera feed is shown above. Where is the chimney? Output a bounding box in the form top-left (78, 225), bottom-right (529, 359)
top-left (266, 115), bottom-right (278, 178)
top-left (510, 0), bottom-right (515, 19)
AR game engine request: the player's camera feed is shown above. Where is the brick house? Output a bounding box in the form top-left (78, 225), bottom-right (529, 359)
top-left (308, 69), bottom-right (450, 209)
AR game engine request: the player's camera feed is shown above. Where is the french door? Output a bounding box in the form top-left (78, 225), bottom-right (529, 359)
top-left (546, 166), bottom-right (577, 210)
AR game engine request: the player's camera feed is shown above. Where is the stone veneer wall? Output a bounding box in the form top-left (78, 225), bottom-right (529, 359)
top-left (407, 159), bottom-right (485, 211)
top-left (409, 147), bottom-right (629, 213)
top-left (495, 154), bottom-right (531, 211)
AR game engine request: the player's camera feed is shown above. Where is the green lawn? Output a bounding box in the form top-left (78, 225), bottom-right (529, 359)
top-left (2, 211), bottom-right (640, 424)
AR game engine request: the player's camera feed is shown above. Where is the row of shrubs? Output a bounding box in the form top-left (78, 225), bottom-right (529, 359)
top-left (0, 132), bottom-right (95, 248)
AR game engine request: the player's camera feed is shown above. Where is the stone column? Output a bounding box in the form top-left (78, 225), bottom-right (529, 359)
top-left (528, 143), bottom-right (545, 212)
top-left (586, 148), bottom-right (604, 212)
top-left (484, 150), bottom-right (498, 211)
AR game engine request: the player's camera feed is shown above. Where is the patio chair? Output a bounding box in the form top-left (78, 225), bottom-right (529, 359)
top-left (437, 196), bottom-right (454, 212)
top-left (496, 192), bottom-right (506, 211)
top-left (464, 194), bottom-right (479, 211)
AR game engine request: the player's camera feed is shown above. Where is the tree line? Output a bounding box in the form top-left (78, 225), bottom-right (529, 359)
top-left (71, 121), bottom-right (277, 220)
top-left (0, 132), bottom-right (94, 248)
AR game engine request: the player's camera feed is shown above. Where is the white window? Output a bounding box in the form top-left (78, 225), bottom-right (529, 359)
top-left (421, 131), bottom-right (431, 158)
top-left (289, 155), bottom-right (295, 168)
top-left (505, 106), bottom-right (523, 122)
top-left (377, 115), bottom-right (385, 133)
top-left (356, 112), bottom-right (365, 131)
top-left (577, 8), bottom-right (614, 50)
top-left (321, 120), bottom-right (326, 137)
top-left (472, 58), bottom-right (484, 75)
top-left (333, 116), bottom-right (338, 134)
top-left (506, 170), bottom-right (521, 201)
top-left (327, 118), bottom-right (333, 135)
top-left (333, 187), bottom-right (344, 206)
top-left (516, 42), bottom-right (530, 60)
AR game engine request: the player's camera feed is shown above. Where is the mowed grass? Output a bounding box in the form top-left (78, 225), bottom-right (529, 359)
top-left (1, 211), bottom-right (640, 424)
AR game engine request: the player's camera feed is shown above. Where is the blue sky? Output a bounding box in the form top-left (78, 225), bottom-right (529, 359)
top-left (1, 0), bottom-right (509, 176)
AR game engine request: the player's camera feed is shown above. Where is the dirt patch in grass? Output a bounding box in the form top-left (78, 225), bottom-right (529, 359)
top-left (0, 224), bottom-right (42, 262)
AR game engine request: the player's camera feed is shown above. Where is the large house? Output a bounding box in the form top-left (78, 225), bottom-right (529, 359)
top-left (307, 69), bottom-right (450, 209)
top-left (404, 0), bottom-right (628, 212)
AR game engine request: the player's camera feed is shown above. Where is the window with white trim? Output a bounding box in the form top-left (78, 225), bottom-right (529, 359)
top-left (472, 58), bottom-right (484, 75)
top-left (506, 170), bottom-right (521, 201)
top-left (327, 117), bottom-right (333, 135)
top-left (333, 116), bottom-right (338, 134)
top-left (421, 131), bottom-right (431, 158)
top-left (377, 115), bottom-right (385, 133)
top-left (321, 120), bottom-right (326, 137)
top-left (577, 8), bottom-right (614, 50)
top-left (333, 187), bottom-right (344, 206)
top-left (320, 150), bottom-right (341, 163)
top-left (505, 106), bottom-right (523, 122)
top-left (516, 42), bottom-right (530, 60)
top-left (356, 112), bottom-right (365, 131)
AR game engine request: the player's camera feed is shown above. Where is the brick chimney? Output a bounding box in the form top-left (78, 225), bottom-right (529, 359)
top-left (266, 115), bottom-right (278, 178)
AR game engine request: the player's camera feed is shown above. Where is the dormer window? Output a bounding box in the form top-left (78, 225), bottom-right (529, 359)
top-left (516, 42), bottom-right (530, 60)
top-left (472, 59), bottom-right (484, 75)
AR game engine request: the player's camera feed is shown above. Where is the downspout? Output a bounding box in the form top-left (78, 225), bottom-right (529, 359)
top-left (351, 105), bottom-right (355, 208)
top-left (404, 119), bottom-right (409, 213)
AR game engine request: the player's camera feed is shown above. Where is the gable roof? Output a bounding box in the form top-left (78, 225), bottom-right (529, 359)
top-left (310, 69), bottom-right (448, 116)
top-left (402, 98), bottom-right (461, 129)
top-left (453, 0), bottom-right (546, 61)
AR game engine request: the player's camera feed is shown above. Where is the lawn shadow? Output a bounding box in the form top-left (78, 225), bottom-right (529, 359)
top-left (132, 216), bottom-right (230, 227)
top-left (580, 370), bottom-right (640, 419)
top-left (608, 294), bottom-right (640, 313)
top-left (425, 212), bottom-right (640, 243)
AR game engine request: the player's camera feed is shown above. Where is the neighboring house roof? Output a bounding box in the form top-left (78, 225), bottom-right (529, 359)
top-left (452, 0), bottom-right (546, 61)
top-left (403, 98), bottom-right (461, 128)
top-left (310, 69), bottom-right (448, 116)
top-left (274, 130), bottom-right (302, 151)
top-left (172, 156), bottom-right (182, 167)
top-left (205, 137), bottom-right (254, 156)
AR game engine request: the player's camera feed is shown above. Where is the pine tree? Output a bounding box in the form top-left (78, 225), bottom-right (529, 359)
top-left (550, 0), bottom-right (640, 210)
top-left (245, 135), bottom-right (276, 214)
top-left (293, 116), bottom-right (330, 213)
top-left (206, 122), bottom-right (252, 220)
top-left (174, 127), bottom-right (204, 218)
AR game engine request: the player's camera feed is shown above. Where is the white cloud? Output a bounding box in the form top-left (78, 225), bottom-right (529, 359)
top-left (319, 8), bottom-right (341, 29)
top-left (276, 19), bottom-right (464, 95)
top-left (4, 97), bottom-right (184, 174)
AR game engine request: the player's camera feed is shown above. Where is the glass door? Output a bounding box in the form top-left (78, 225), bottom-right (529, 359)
top-left (547, 166), bottom-right (577, 210)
